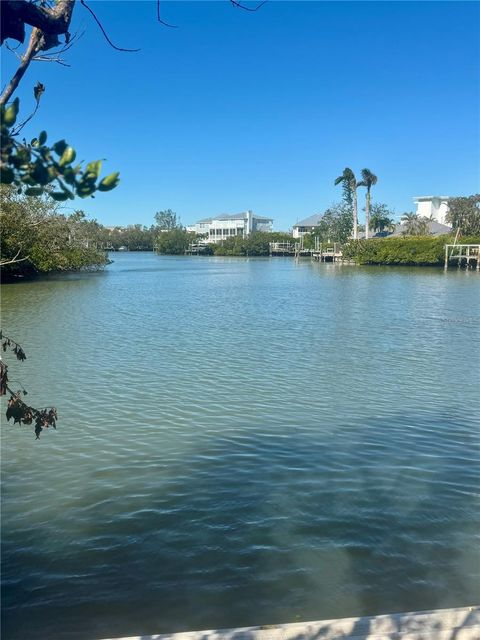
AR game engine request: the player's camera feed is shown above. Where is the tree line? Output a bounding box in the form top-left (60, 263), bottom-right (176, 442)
top-left (0, 193), bottom-right (179, 279)
top-left (3, 186), bottom-right (478, 276)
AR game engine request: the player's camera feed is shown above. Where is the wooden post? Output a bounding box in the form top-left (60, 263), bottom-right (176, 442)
top-left (444, 245), bottom-right (448, 270)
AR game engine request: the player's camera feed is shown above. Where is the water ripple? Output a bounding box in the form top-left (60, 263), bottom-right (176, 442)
top-left (1, 254), bottom-right (479, 639)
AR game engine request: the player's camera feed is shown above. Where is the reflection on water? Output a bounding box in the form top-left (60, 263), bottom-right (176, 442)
top-left (1, 254), bottom-right (479, 640)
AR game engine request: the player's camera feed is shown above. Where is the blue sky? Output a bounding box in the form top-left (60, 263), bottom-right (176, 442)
top-left (2, 1), bottom-right (479, 230)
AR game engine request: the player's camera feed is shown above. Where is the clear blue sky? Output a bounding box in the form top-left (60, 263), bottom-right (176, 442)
top-left (2, 1), bottom-right (479, 229)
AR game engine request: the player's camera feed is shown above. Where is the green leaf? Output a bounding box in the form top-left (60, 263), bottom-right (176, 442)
top-left (53, 140), bottom-right (68, 156)
top-left (98, 171), bottom-right (120, 191)
top-left (31, 138), bottom-right (39, 147)
top-left (3, 98), bottom-right (19, 127)
top-left (39, 131), bottom-right (47, 145)
top-left (50, 192), bottom-right (70, 201)
top-left (31, 162), bottom-right (50, 186)
top-left (85, 160), bottom-right (102, 178)
top-left (0, 167), bottom-right (15, 184)
top-left (76, 183), bottom-right (96, 198)
top-left (63, 167), bottom-right (76, 185)
top-left (25, 187), bottom-right (44, 196)
top-left (59, 146), bottom-right (76, 167)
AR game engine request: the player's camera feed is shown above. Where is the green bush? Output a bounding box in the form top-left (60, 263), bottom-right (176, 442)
top-left (155, 228), bottom-right (195, 255)
top-left (1, 186), bottom-right (108, 278)
top-left (212, 232), bottom-right (294, 257)
top-left (342, 235), bottom-right (480, 266)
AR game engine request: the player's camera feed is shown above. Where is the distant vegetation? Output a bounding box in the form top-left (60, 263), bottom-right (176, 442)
top-left (342, 235), bottom-right (480, 266)
top-left (211, 232), bottom-right (294, 256)
top-left (155, 231), bottom-right (295, 257)
top-left (446, 195), bottom-right (480, 235)
top-left (4, 191), bottom-right (479, 276)
top-left (1, 186), bottom-right (109, 279)
top-left (155, 228), bottom-right (193, 255)
top-left (307, 202), bottom-right (354, 244)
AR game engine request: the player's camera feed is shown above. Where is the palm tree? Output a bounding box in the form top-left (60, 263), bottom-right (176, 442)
top-left (357, 168), bottom-right (378, 240)
top-left (370, 211), bottom-right (394, 233)
top-left (401, 213), bottom-right (429, 236)
top-left (334, 168), bottom-right (358, 240)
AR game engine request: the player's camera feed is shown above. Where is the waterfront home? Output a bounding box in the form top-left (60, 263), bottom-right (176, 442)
top-left (292, 213), bottom-right (323, 238)
top-left (391, 219), bottom-right (452, 237)
top-left (414, 196), bottom-right (450, 225)
top-left (187, 211), bottom-right (273, 244)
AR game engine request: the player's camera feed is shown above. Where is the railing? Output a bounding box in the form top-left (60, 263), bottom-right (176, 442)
top-left (444, 244), bottom-right (480, 270)
top-left (185, 243), bottom-right (207, 254)
top-left (269, 242), bottom-right (295, 255)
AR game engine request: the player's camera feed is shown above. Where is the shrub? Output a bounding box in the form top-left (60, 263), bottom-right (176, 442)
top-left (342, 235), bottom-right (480, 266)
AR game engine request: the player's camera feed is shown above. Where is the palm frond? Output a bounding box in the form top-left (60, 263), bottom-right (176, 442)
top-left (335, 168), bottom-right (355, 185)
top-left (361, 168), bottom-right (378, 187)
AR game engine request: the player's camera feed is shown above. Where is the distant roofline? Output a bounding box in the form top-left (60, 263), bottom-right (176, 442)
top-left (293, 213), bottom-right (323, 228)
top-left (192, 212), bottom-right (273, 224)
top-left (413, 196), bottom-right (451, 201)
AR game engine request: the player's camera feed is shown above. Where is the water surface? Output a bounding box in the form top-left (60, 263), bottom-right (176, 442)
top-left (1, 254), bottom-right (479, 639)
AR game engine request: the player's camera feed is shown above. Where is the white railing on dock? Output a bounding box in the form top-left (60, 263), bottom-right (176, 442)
top-left (444, 244), bottom-right (480, 270)
top-left (269, 242), bottom-right (295, 255)
top-left (312, 242), bottom-right (343, 262)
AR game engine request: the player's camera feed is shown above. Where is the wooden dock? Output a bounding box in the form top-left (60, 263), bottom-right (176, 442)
top-left (312, 242), bottom-right (343, 262)
top-left (185, 243), bottom-right (211, 255)
top-left (269, 242), bottom-right (313, 257)
top-left (269, 241), bottom-right (296, 256)
top-left (102, 606), bottom-right (480, 640)
top-left (444, 244), bottom-right (480, 270)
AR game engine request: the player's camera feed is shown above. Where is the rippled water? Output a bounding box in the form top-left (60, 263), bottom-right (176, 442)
top-left (1, 253), bottom-right (479, 640)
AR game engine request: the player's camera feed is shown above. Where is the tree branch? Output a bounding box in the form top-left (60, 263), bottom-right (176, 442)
top-left (80, 0), bottom-right (140, 52)
top-left (1, 0), bottom-right (76, 44)
top-left (0, 28), bottom-right (42, 106)
top-left (31, 29), bottom-right (83, 64)
top-left (230, 0), bottom-right (268, 12)
top-left (11, 81), bottom-right (45, 134)
top-left (157, 0), bottom-right (178, 28)
top-left (0, 250), bottom-right (29, 266)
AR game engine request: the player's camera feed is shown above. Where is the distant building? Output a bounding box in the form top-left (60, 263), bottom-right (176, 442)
top-left (391, 219), bottom-right (452, 237)
top-left (292, 213), bottom-right (323, 238)
top-left (414, 196), bottom-right (451, 225)
top-left (186, 211), bottom-right (273, 244)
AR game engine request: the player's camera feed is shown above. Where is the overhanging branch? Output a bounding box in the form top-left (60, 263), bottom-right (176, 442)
top-left (1, 0), bottom-right (76, 45)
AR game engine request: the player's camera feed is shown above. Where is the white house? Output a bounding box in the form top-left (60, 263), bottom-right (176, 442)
top-left (292, 213), bottom-right (323, 238)
top-left (414, 196), bottom-right (451, 225)
top-left (187, 211), bottom-right (273, 244)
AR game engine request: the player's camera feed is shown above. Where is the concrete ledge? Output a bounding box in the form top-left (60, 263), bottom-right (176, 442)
top-left (103, 605), bottom-right (480, 640)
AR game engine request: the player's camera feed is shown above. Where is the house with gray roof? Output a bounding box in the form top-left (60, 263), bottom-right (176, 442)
top-left (292, 213), bottom-right (323, 238)
top-left (390, 219), bottom-right (452, 237)
top-left (187, 211), bottom-right (273, 244)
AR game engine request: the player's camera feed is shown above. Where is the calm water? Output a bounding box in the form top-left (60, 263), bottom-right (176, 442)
top-left (1, 253), bottom-right (479, 640)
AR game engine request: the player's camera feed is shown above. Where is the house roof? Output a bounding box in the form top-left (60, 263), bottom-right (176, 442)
top-left (293, 213), bottom-right (323, 228)
top-left (390, 220), bottom-right (452, 237)
top-left (195, 212), bottom-right (273, 224)
top-left (413, 196), bottom-right (451, 202)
